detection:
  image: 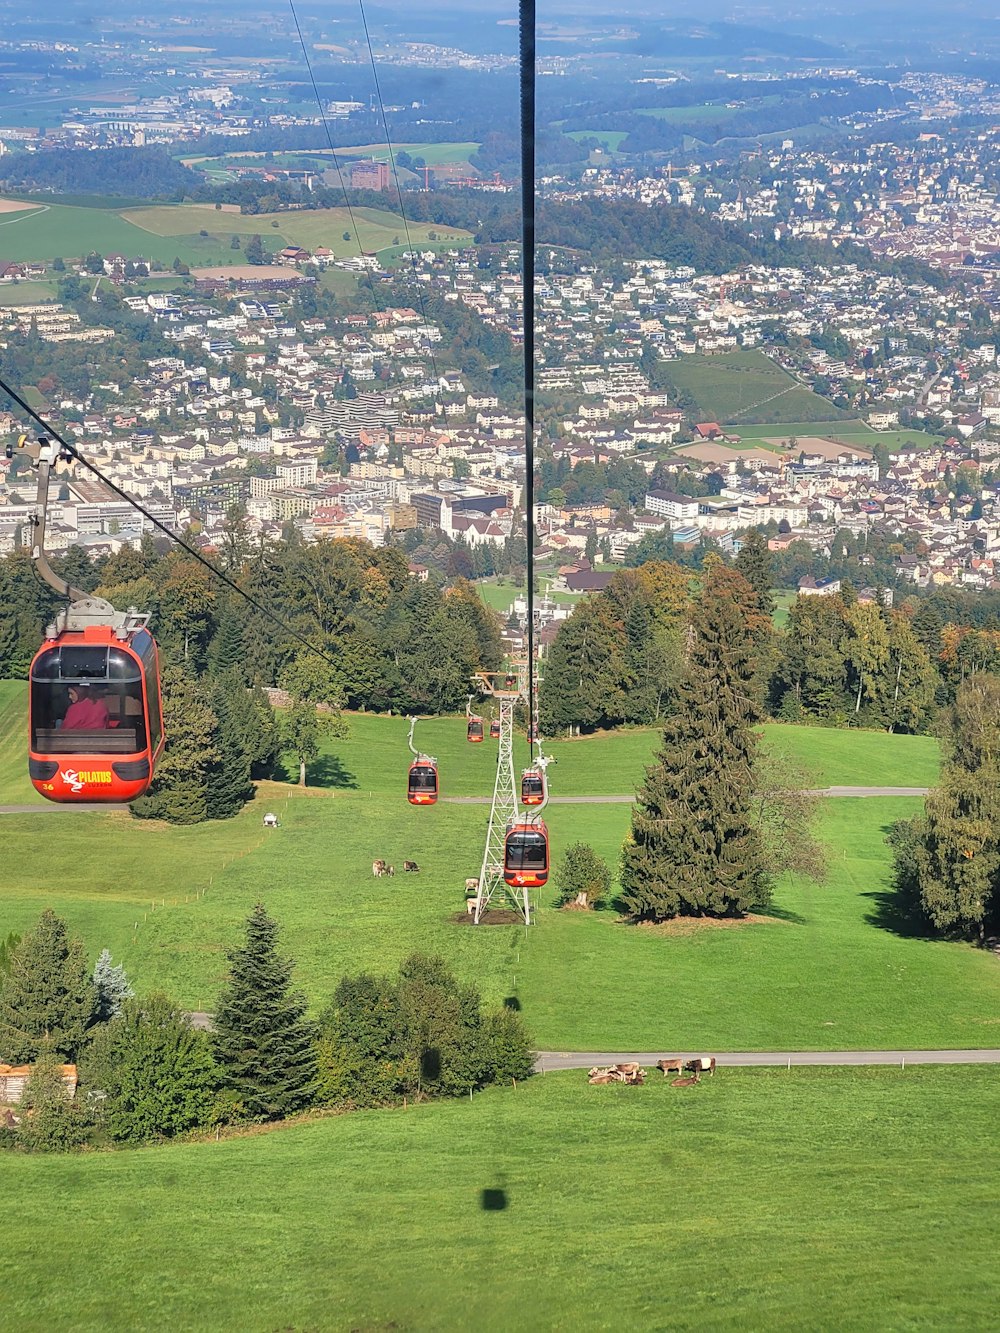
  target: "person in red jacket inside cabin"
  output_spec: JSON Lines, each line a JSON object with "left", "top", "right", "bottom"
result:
{"left": 62, "top": 683, "right": 110, "bottom": 730}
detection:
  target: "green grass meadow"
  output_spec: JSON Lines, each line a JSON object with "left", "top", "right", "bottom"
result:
{"left": 0, "top": 201, "right": 472, "bottom": 266}
{"left": 6, "top": 679, "right": 1000, "bottom": 1327}
{"left": 664, "top": 350, "right": 851, "bottom": 425}
{"left": 7, "top": 1067, "right": 1000, "bottom": 1330}
{"left": 3, "top": 683, "right": 991, "bottom": 1056}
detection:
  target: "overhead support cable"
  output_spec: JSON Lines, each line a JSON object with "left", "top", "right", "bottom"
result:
{"left": 519, "top": 0, "right": 537, "bottom": 734}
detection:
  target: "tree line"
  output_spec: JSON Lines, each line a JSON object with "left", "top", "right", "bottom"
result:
{"left": 0, "top": 531, "right": 503, "bottom": 822}
{"left": 0, "top": 905, "right": 533, "bottom": 1152}
{"left": 540, "top": 531, "right": 957, "bottom": 738}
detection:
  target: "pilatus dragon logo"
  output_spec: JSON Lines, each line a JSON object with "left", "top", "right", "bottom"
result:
{"left": 61, "top": 769, "right": 112, "bottom": 793}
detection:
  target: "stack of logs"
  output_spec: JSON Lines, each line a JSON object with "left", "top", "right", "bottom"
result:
{"left": 587, "top": 1062, "right": 645, "bottom": 1085}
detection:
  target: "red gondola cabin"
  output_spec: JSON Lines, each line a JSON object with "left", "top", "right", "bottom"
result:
{"left": 28, "top": 625, "right": 164, "bottom": 803}
{"left": 521, "top": 768, "right": 545, "bottom": 805}
{"left": 504, "top": 820, "right": 549, "bottom": 888}
{"left": 467, "top": 716, "right": 484, "bottom": 743}
{"left": 407, "top": 760, "right": 439, "bottom": 805}
{"left": 489, "top": 718, "right": 501, "bottom": 740}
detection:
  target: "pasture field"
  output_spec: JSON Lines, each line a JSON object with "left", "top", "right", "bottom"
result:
{"left": 7, "top": 1067, "right": 1000, "bottom": 1330}
{"left": 2, "top": 688, "right": 989, "bottom": 1055}
{"left": 564, "top": 128, "right": 630, "bottom": 150}
{"left": 732, "top": 417, "right": 872, "bottom": 439}
{"left": 734, "top": 421, "right": 946, "bottom": 451}
{"left": 123, "top": 203, "right": 472, "bottom": 258}
{"left": 0, "top": 201, "right": 471, "bottom": 266}
{"left": 662, "top": 350, "right": 851, "bottom": 425}
{"left": 636, "top": 94, "right": 785, "bottom": 125}
{"left": 181, "top": 142, "right": 481, "bottom": 170}
{"left": 0, "top": 203, "right": 236, "bottom": 267}
{"left": 0, "top": 280, "right": 58, "bottom": 305}
{"left": 0, "top": 683, "right": 943, "bottom": 802}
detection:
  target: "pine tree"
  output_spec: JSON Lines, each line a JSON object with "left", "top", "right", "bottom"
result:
{"left": 735, "top": 527, "right": 775, "bottom": 616}
{"left": 0, "top": 910, "right": 96, "bottom": 1061}
{"left": 620, "top": 566, "right": 770, "bottom": 920}
{"left": 204, "top": 678, "right": 255, "bottom": 820}
{"left": 92, "top": 949, "right": 134, "bottom": 1023}
{"left": 212, "top": 905, "right": 317, "bottom": 1120}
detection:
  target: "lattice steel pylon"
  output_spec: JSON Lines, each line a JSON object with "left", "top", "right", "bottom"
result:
{"left": 474, "top": 694, "right": 530, "bottom": 925}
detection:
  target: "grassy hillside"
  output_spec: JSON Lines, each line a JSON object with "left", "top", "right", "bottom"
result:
{"left": 2, "top": 687, "right": 986, "bottom": 1053}
{"left": 122, "top": 203, "right": 472, "bottom": 259}
{"left": 7, "top": 1068, "right": 1000, "bottom": 1330}
{"left": 0, "top": 201, "right": 472, "bottom": 265}
{"left": 663, "top": 349, "right": 851, "bottom": 425}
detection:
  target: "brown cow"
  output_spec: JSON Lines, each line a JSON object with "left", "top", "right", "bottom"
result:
{"left": 685, "top": 1056, "right": 716, "bottom": 1077}
{"left": 656, "top": 1058, "right": 685, "bottom": 1078}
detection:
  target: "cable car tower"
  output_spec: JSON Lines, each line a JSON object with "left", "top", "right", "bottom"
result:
{"left": 472, "top": 667, "right": 528, "bottom": 925}
{"left": 470, "top": 0, "right": 545, "bottom": 926}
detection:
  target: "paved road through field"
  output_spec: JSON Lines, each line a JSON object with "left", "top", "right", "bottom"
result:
{"left": 536, "top": 1049, "right": 1000, "bottom": 1070}
{"left": 443, "top": 787, "right": 930, "bottom": 805}
{"left": 0, "top": 787, "right": 931, "bottom": 814}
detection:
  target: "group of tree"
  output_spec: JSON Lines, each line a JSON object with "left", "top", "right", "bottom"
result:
{"left": 0, "top": 532, "right": 504, "bottom": 821}
{"left": 0, "top": 905, "right": 532, "bottom": 1152}
{"left": 541, "top": 533, "right": 944, "bottom": 737}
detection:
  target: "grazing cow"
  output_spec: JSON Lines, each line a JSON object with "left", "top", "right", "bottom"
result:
{"left": 465, "top": 877, "right": 480, "bottom": 893}
{"left": 686, "top": 1056, "right": 716, "bottom": 1077}
{"left": 656, "top": 1058, "right": 685, "bottom": 1078}
{"left": 403, "top": 860, "right": 420, "bottom": 873}
{"left": 385, "top": 864, "right": 395, "bottom": 877}
{"left": 372, "top": 859, "right": 388, "bottom": 878}
{"left": 263, "top": 812, "right": 279, "bottom": 829}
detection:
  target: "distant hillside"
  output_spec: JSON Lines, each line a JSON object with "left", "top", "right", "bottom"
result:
{"left": 0, "top": 147, "right": 198, "bottom": 201}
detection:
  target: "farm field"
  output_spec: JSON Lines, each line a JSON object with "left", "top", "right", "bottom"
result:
{"left": 181, "top": 141, "right": 481, "bottom": 170}
{"left": 2, "top": 687, "right": 986, "bottom": 1055}
{"left": 564, "top": 128, "right": 630, "bottom": 150}
{"left": 663, "top": 349, "right": 852, "bottom": 425}
{"left": 123, "top": 203, "right": 472, "bottom": 258}
{"left": 0, "top": 200, "right": 472, "bottom": 265}
{"left": 7, "top": 1067, "right": 1000, "bottom": 1330}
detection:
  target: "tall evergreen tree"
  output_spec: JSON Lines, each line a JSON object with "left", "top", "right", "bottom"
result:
{"left": 0, "top": 910, "right": 96, "bottom": 1061}
{"left": 620, "top": 566, "right": 770, "bottom": 919}
{"left": 734, "top": 528, "right": 775, "bottom": 616}
{"left": 212, "top": 904, "right": 317, "bottom": 1120}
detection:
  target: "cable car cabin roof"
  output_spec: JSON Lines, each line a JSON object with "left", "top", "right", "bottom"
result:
{"left": 31, "top": 634, "right": 153, "bottom": 683}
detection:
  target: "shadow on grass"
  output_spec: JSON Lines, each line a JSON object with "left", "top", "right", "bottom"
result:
{"left": 302, "top": 755, "right": 359, "bottom": 790}
{"left": 862, "top": 890, "right": 930, "bottom": 939}
{"left": 481, "top": 1187, "right": 509, "bottom": 1211}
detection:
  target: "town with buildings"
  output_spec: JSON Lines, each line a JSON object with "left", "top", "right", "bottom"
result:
{"left": 4, "top": 24, "right": 1000, "bottom": 612}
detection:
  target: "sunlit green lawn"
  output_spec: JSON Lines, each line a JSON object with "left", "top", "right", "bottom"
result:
{"left": 7, "top": 1068, "right": 1000, "bottom": 1330}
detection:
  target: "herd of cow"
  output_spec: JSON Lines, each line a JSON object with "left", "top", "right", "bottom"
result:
{"left": 587, "top": 1057, "right": 717, "bottom": 1087}
{"left": 371, "top": 859, "right": 420, "bottom": 877}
